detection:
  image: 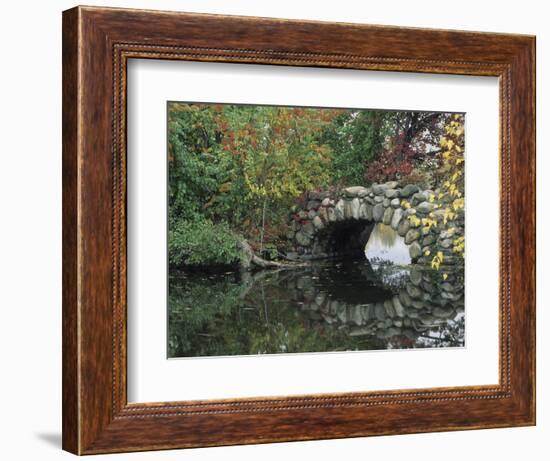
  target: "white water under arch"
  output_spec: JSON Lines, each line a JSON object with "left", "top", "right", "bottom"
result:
{"left": 364, "top": 223, "right": 411, "bottom": 265}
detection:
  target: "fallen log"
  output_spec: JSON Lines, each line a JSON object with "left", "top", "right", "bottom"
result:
{"left": 240, "top": 241, "right": 308, "bottom": 270}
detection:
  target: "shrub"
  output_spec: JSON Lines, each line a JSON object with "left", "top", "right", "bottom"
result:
{"left": 169, "top": 219, "right": 243, "bottom": 268}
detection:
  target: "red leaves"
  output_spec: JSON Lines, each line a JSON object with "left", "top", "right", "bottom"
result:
{"left": 365, "top": 143, "right": 415, "bottom": 183}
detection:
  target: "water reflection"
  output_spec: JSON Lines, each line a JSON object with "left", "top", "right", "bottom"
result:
{"left": 168, "top": 226, "right": 465, "bottom": 357}
{"left": 365, "top": 223, "right": 411, "bottom": 265}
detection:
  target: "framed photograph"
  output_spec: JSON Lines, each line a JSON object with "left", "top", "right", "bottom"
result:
{"left": 62, "top": 5, "right": 535, "bottom": 455}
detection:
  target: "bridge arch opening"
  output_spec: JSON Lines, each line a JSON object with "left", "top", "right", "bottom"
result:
{"left": 312, "top": 220, "right": 375, "bottom": 260}
{"left": 288, "top": 184, "right": 441, "bottom": 263}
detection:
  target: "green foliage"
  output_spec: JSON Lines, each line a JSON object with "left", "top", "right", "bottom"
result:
{"left": 321, "top": 111, "right": 387, "bottom": 185}
{"left": 168, "top": 103, "right": 337, "bottom": 257}
{"left": 221, "top": 106, "right": 334, "bottom": 250}
{"left": 168, "top": 218, "right": 243, "bottom": 267}
{"left": 167, "top": 102, "right": 462, "bottom": 267}
{"left": 168, "top": 104, "right": 227, "bottom": 222}
{"left": 168, "top": 271, "right": 388, "bottom": 358}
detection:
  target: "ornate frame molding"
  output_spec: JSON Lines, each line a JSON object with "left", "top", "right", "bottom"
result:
{"left": 63, "top": 6, "right": 535, "bottom": 454}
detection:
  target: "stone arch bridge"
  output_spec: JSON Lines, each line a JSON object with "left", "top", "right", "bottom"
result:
{"left": 287, "top": 182, "right": 460, "bottom": 262}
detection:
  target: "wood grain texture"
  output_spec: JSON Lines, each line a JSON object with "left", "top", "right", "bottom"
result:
{"left": 62, "top": 7, "right": 80, "bottom": 454}
{"left": 62, "top": 5, "right": 536, "bottom": 455}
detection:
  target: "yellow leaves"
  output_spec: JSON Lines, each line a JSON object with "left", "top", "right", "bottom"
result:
{"left": 431, "top": 251, "right": 445, "bottom": 270}
{"left": 452, "top": 198, "right": 465, "bottom": 211}
{"left": 439, "top": 119, "right": 465, "bottom": 202}
{"left": 440, "top": 135, "right": 457, "bottom": 150}
{"left": 244, "top": 174, "right": 268, "bottom": 198}
{"left": 408, "top": 215, "right": 421, "bottom": 227}
{"left": 440, "top": 207, "right": 457, "bottom": 225}
{"left": 453, "top": 236, "right": 465, "bottom": 257}
{"left": 421, "top": 217, "right": 437, "bottom": 232}
{"left": 448, "top": 183, "right": 457, "bottom": 196}
{"left": 402, "top": 200, "right": 411, "bottom": 209}
{"left": 424, "top": 250, "right": 431, "bottom": 256}
{"left": 446, "top": 119, "right": 464, "bottom": 138}
{"left": 424, "top": 117, "right": 466, "bottom": 263}
{"left": 428, "top": 194, "right": 435, "bottom": 203}
{"left": 218, "top": 182, "right": 232, "bottom": 193}
{"left": 443, "top": 273, "right": 448, "bottom": 280}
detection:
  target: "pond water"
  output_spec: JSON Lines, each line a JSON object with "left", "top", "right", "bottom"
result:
{"left": 364, "top": 223, "right": 411, "bottom": 265}
{"left": 168, "top": 224, "right": 465, "bottom": 358}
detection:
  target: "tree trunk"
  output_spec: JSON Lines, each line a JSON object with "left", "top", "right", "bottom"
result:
{"left": 259, "top": 197, "right": 267, "bottom": 255}
{"left": 240, "top": 240, "right": 307, "bottom": 270}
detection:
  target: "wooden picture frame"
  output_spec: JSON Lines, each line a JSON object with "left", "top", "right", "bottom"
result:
{"left": 62, "top": 5, "right": 536, "bottom": 455}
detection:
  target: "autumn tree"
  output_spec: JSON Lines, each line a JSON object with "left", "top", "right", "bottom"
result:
{"left": 219, "top": 106, "right": 334, "bottom": 253}
{"left": 167, "top": 102, "right": 465, "bottom": 269}
{"left": 366, "top": 111, "right": 452, "bottom": 185}
{"left": 404, "top": 114, "right": 465, "bottom": 274}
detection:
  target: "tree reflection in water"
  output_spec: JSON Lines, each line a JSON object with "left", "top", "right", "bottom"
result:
{"left": 168, "top": 224, "right": 464, "bottom": 358}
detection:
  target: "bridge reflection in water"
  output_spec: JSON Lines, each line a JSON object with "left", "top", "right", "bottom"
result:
{"left": 168, "top": 224, "right": 464, "bottom": 358}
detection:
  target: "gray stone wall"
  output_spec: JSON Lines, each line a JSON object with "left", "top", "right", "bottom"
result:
{"left": 281, "top": 264, "right": 464, "bottom": 343}
{"left": 287, "top": 182, "right": 464, "bottom": 264}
